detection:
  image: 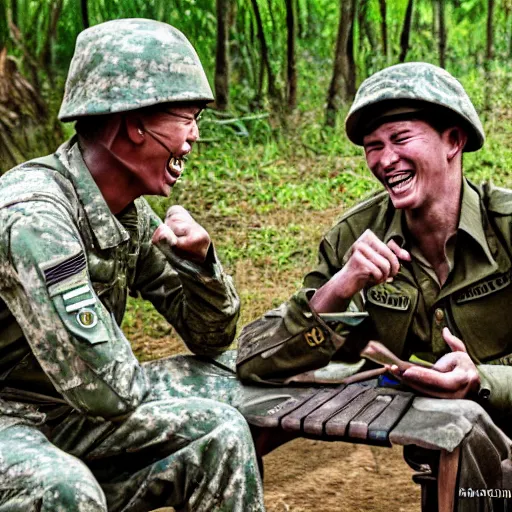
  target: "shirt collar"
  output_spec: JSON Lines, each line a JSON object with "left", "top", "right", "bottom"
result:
{"left": 383, "top": 201, "right": 406, "bottom": 248}
{"left": 383, "top": 178, "right": 494, "bottom": 264}
{"left": 458, "top": 178, "right": 494, "bottom": 263}
{"left": 56, "top": 138, "right": 130, "bottom": 250}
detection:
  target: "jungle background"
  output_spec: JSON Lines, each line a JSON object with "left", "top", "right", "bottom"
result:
{"left": 2, "top": 0, "right": 512, "bottom": 510}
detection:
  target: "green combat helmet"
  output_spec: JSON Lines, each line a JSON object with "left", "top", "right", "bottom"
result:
{"left": 345, "top": 62, "right": 485, "bottom": 152}
{"left": 58, "top": 18, "right": 213, "bottom": 122}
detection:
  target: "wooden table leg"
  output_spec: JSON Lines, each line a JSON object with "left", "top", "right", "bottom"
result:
{"left": 438, "top": 447, "right": 460, "bottom": 512}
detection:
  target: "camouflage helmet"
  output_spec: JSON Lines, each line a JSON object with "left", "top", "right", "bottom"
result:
{"left": 345, "top": 62, "right": 485, "bottom": 152}
{"left": 58, "top": 18, "right": 214, "bottom": 122}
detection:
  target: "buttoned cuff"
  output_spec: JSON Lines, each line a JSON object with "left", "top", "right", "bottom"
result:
{"left": 475, "top": 365, "right": 510, "bottom": 414}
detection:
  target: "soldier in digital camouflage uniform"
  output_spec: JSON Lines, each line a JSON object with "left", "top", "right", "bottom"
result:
{"left": 0, "top": 18, "right": 265, "bottom": 512}
{"left": 237, "top": 62, "right": 512, "bottom": 510}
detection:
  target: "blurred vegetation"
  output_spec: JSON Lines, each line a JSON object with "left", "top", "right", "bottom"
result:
{"left": 3, "top": 0, "right": 512, "bottom": 167}
{"left": 2, "top": 0, "right": 512, "bottom": 355}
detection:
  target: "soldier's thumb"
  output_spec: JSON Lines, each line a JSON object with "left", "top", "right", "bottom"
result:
{"left": 442, "top": 327, "right": 467, "bottom": 353}
{"left": 152, "top": 224, "right": 178, "bottom": 246}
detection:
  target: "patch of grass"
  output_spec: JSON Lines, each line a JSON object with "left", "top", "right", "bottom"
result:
{"left": 122, "top": 296, "right": 172, "bottom": 339}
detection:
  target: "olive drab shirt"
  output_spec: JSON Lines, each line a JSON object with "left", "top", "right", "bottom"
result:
{"left": 237, "top": 179, "right": 512, "bottom": 417}
{"left": 0, "top": 138, "right": 239, "bottom": 423}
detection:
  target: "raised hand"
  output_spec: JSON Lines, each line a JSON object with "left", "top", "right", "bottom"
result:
{"left": 311, "top": 229, "right": 411, "bottom": 313}
{"left": 152, "top": 205, "right": 211, "bottom": 264}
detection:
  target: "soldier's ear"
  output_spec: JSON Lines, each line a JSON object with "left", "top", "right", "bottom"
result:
{"left": 445, "top": 126, "right": 467, "bottom": 161}
{"left": 124, "top": 114, "right": 145, "bottom": 145}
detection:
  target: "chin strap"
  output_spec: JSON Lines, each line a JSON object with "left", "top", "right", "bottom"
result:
{"left": 142, "top": 125, "right": 180, "bottom": 174}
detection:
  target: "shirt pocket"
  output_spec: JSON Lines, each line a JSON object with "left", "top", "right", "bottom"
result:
{"left": 365, "top": 281, "right": 418, "bottom": 358}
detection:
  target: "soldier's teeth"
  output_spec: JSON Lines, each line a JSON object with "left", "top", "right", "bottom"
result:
{"left": 388, "top": 172, "right": 412, "bottom": 187}
{"left": 169, "top": 158, "right": 184, "bottom": 173}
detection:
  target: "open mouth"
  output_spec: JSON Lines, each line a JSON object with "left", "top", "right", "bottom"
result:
{"left": 167, "top": 157, "right": 185, "bottom": 179}
{"left": 386, "top": 171, "right": 414, "bottom": 192}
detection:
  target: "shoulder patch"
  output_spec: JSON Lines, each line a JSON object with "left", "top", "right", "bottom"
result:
{"left": 41, "top": 252, "right": 86, "bottom": 287}
{"left": 61, "top": 283, "right": 96, "bottom": 312}
{"left": 39, "top": 251, "right": 89, "bottom": 297}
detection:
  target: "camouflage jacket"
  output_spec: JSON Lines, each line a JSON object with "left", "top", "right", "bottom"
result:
{"left": 0, "top": 138, "right": 239, "bottom": 422}
{"left": 237, "top": 179, "right": 512, "bottom": 417}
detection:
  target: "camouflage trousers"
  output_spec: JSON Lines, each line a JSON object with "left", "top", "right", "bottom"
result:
{"left": 0, "top": 352, "right": 265, "bottom": 512}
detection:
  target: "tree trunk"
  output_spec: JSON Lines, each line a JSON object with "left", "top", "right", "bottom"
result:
{"left": 378, "top": 0, "right": 389, "bottom": 63}
{"left": 296, "top": 0, "right": 304, "bottom": 39}
{"left": 39, "top": 0, "right": 63, "bottom": 82}
{"left": 399, "top": 0, "right": 414, "bottom": 62}
{"left": 250, "top": 0, "right": 278, "bottom": 103}
{"left": 484, "top": 0, "right": 495, "bottom": 111}
{"left": 432, "top": 0, "right": 438, "bottom": 43}
{"left": 0, "top": 48, "right": 49, "bottom": 173}
{"left": 8, "top": 20, "right": 40, "bottom": 90}
{"left": 325, "top": 0, "right": 356, "bottom": 127}
{"left": 486, "top": 0, "right": 495, "bottom": 62}
{"left": 285, "top": 0, "right": 297, "bottom": 111}
{"left": 346, "top": 0, "right": 357, "bottom": 98}
{"left": 505, "top": 3, "right": 512, "bottom": 57}
{"left": 215, "top": 0, "right": 230, "bottom": 111}
{"left": 438, "top": 0, "right": 446, "bottom": 67}
{"left": 359, "top": 0, "right": 377, "bottom": 52}
{"left": 11, "top": 0, "right": 17, "bottom": 28}
{"left": 266, "top": 0, "right": 276, "bottom": 32}
{"left": 81, "top": 0, "right": 89, "bottom": 29}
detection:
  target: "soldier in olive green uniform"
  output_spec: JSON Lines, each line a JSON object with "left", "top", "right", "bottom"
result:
{"left": 237, "top": 63, "right": 512, "bottom": 510}
{"left": 0, "top": 19, "right": 264, "bottom": 512}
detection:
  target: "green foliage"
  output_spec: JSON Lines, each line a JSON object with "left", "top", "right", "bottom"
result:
{"left": 122, "top": 295, "right": 173, "bottom": 338}
{"left": 5, "top": 0, "right": 512, "bottom": 117}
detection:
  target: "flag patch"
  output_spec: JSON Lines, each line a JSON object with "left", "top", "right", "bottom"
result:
{"left": 43, "top": 252, "right": 87, "bottom": 287}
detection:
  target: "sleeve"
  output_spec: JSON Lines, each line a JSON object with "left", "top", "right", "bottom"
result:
{"left": 476, "top": 365, "right": 512, "bottom": 417}
{"left": 0, "top": 199, "right": 148, "bottom": 419}
{"left": 131, "top": 204, "right": 240, "bottom": 356}
{"left": 236, "top": 221, "right": 371, "bottom": 383}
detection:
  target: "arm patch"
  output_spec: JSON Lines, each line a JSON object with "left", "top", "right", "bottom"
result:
{"left": 42, "top": 251, "right": 86, "bottom": 287}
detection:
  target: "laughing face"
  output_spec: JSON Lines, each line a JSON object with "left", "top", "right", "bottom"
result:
{"left": 138, "top": 105, "right": 202, "bottom": 196}
{"left": 362, "top": 119, "right": 457, "bottom": 211}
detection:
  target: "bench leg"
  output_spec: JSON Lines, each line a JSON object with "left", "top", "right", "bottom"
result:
{"left": 438, "top": 447, "right": 460, "bottom": 512}
{"left": 410, "top": 446, "right": 461, "bottom": 512}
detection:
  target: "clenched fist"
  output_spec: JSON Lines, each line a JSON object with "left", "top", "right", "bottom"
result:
{"left": 152, "top": 205, "right": 211, "bottom": 264}
{"left": 311, "top": 229, "right": 411, "bottom": 313}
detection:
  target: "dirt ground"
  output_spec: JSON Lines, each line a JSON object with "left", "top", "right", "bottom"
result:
{"left": 263, "top": 438, "right": 420, "bottom": 511}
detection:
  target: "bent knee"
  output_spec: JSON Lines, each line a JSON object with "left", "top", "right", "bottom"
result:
{"left": 0, "top": 462, "right": 107, "bottom": 512}
{"left": 209, "top": 401, "right": 251, "bottom": 431}
{"left": 41, "top": 477, "right": 106, "bottom": 512}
